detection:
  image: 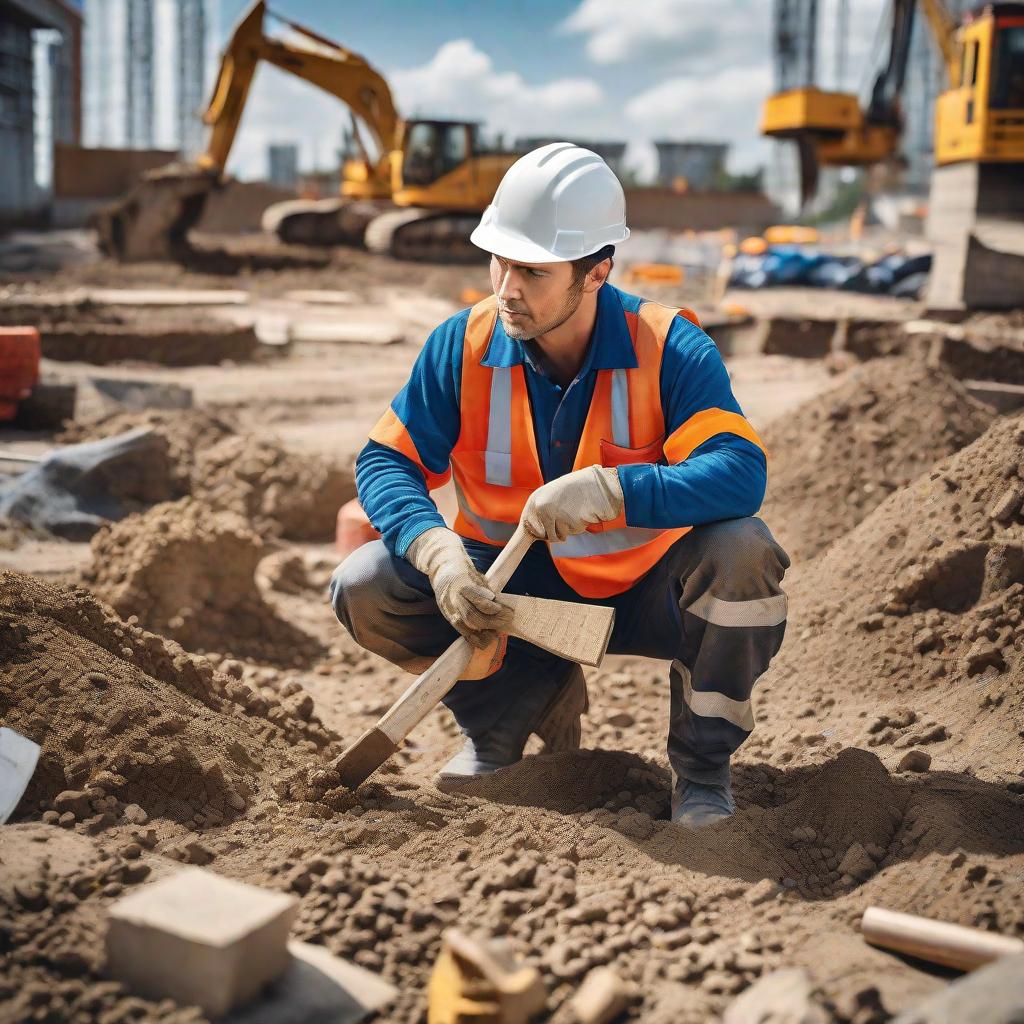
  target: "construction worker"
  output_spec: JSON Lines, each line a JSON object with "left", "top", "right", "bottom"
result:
{"left": 330, "top": 143, "right": 789, "bottom": 829}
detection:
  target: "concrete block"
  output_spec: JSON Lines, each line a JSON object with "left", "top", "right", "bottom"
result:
{"left": 106, "top": 867, "right": 298, "bottom": 1018}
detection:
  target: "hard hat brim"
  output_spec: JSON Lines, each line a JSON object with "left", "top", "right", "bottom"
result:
{"left": 470, "top": 221, "right": 628, "bottom": 265}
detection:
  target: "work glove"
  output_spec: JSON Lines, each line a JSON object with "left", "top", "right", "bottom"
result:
{"left": 521, "top": 466, "right": 624, "bottom": 543}
{"left": 406, "top": 527, "right": 514, "bottom": 649}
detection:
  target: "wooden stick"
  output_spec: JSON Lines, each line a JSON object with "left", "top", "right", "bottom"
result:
{"left": 861, "top": 906, "right": 1024, "bottom": 972}
{"left": 334, "top": 525, "right": 536, "bottom": 788}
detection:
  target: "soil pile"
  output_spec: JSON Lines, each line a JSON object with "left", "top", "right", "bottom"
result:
{"left": 0, "top": 827, "right": 202, "bottom": 1024}
{"left": 82, "top": 498, "right": 323, "bottom": 665}
{"left": 60, "top": 409, "right": 355, "bottom": 540}
{"left": 0, "top": 569, "right": 332, "bottom": 823}
{"left": 761, "top": 358, "right": 994, "bottom": 561}
{"left": 755, "top": 412, "right": 1024, "bottom": 779}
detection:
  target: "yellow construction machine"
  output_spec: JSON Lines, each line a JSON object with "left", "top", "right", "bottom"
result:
{"left": 761, "top": 0, "right": 1024, "bottom": 308}
{"left": 95, "top": 1, "right": 518, "bottom": 263}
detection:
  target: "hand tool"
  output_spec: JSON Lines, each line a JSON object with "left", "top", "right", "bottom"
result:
{"left": 334, "top": 524, "right": 614, "bottom": 788}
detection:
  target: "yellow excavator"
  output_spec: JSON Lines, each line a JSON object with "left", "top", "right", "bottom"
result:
{"left": 760, "top": 1, "right": 1024, "bottom": 308}
{"left": 95, "top": 1, "right": 518, "bottom": 263}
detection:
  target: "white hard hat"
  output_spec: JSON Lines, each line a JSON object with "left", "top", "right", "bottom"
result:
{"left": 471, "top": 142, "right": 629, "bottom": 263}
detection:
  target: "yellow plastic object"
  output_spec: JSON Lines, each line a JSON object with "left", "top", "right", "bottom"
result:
{"left": 428, "top": 929, "right": 546, "bottom": 1024}
{"left": 764, "top": 225, "right": 819, "bottom": 245}
{"left": 623, "top": 263, "right": 684, "bottom": 285}
{"left": 739, "top": 236, "right": 767, "bottom": 256}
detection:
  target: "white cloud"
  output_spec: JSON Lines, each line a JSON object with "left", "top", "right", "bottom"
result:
{"left": 225, "top": 38, "right": 603, "bottom": 180}
{"left": 561, "top": 0, "right": 771, "bottom": 73}
{"left": 390, "top": 38, "right": 603, "bottom": 132}
{"left": 624, "top": 64, "right": 774, "bottom": 172}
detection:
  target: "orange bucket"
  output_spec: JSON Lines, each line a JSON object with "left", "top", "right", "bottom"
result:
{"left": 335, "top": 499, "right": 381, "bottom": 558}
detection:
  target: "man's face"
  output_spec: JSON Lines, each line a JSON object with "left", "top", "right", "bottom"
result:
{"left": 489, "top": 255, "right": 584, "bottom": 341}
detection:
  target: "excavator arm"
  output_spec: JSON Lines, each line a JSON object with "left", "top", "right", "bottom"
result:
{"left": 199, "top": 1, "right": 399, "bottom": 183}
{"left": 761, "top": 0, "right": 960, "bottom": 207}
{"left": 94, "top": 0, "right": 401, "bottom": 262}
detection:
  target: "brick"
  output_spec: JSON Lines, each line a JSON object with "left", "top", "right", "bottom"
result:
{"left": 106, "top": 867, "right": 298, "bottom": 1018}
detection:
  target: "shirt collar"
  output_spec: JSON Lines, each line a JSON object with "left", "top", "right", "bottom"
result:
{"left": 480, "top": 283, "right": 639, "bottom": 371}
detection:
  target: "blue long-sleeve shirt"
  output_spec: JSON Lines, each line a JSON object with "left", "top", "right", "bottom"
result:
{"left": 357, "top": 283, "right": 767, "bottom": 558}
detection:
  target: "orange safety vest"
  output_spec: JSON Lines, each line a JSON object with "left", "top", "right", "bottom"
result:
{"left": 371, "top": 294, "right": 766, "bottom": 599}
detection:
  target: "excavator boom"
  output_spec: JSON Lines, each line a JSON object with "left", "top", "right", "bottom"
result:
{"left": 94, "top": 0, "right": 400, "bottom": 261}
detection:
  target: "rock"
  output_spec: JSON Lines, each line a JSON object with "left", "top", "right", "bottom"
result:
{"left": 723, "top": 968, "right": 828, "bottom": 1024}
{"left": 898, "top": 750, "right": 932, "bottom": 773}
{"left": 962, "top": 640, "right": 1005, "bottom": 676}
{"left": 606, "top": 712, "right": 635, "bottom": 729}
{"left": 53, "top": 790, "right": 91, "bottom": 817}
{"left": 837, "top": 843, "right": 875, "bottom": 881}
{"left": 571, "top": 967, "right": 629, "bottom": 1024}
{"left": 989, "top": 485, "right": 1023, "bottom": 524}
{"left": 746, "top": 879, "right": 782, "bottom": 906}
{"left": 891, "top": 953, "right": 1024, "bottom": 1024}
{"left": 859, "top": 613, "right": 885, "bottom": 632}
{"left": 122, "top": 804, "right": 148, "bottom": 825}
{"left": 913, "top": 628, "right": 941, "bottom": 654}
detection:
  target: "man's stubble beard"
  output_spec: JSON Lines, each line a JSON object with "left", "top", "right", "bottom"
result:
{"left": 499, "top": 277, "right": 586, "bottom": 341}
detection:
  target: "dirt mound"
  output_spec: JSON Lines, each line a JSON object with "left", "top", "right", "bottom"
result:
{"left": 82, "top": 498, "right": 323, "bottom": 665}
{"left": 756, "top": 412, "right": 1024, "bottom": 781}
{"left": 0, "top": 569, "right": 332, "bottom": 823}
{"left": 194, "top": 434, "right": 353, "bottom": 540}
{"left": 59, "top": 409, "right": 354, "bottom": 540}
{"left": 761, "top": 358, "right": 994, "bottom": 561}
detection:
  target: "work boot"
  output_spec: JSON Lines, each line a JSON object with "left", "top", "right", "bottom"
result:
{"left": 438, "top": 665, "right": 588, "bottom": 782}
{"left": 671, "top": 775, "right": 736, "bottom": 829}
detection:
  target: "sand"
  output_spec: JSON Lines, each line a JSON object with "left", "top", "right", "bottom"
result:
{"left": 761, "top": 358, "right": 995, "bottom": 562}
{"left": 3, "top": 264, "right": 1023, "bottom": 1022}
{"left": 59, "top": 409, "right": 355, "bottom": 541}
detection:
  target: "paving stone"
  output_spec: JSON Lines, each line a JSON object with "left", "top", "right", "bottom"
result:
{"left": 106, "top": 867, "right": 298, "bottom": 1018}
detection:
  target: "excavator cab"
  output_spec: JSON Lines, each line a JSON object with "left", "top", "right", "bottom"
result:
{"left": 935, "top": 3, "right": 1024, "bottom": 163}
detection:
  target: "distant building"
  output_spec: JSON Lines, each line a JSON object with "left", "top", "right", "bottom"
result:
{"left": 267, "top": 143, "right": 299, "bottom": 189}
{"left": 514, "top": 137, "right": 627, "bottom": 177}
{"left": 653, "top": 141, "right": 729, "bottom": 190}
{"left": 83, "top": 0, "right": 209, "bottom": 157}
{"left": 0, "top": 0, "right": 81, "bottom": 224}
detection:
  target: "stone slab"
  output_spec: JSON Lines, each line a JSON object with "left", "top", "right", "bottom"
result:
{"left": 891, "top": 953, "right": 1024, "bottom": 1024}
{"left": 224, "top": 941, "right": 397, "bottom": 1024}
{"left": 107, "top": 867, "right": 298, "bottom": 1019}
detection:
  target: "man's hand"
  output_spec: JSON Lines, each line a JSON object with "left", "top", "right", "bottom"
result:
{"left": 406, "top": 527, "right": 514, "bottom": 648}
{"left": 521, "top": 466, "right": 624, "bottom": 543}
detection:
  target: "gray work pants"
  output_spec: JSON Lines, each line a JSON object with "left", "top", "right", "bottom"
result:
{"left": 329, "top": 517, "right": 789, "bottom": 786}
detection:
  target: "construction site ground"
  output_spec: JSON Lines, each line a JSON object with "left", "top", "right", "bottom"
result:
{"left": 1, "top": 238, "right": 1023, "bottom": 1024}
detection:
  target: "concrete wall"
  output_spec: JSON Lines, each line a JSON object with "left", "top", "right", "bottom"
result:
{"left": 624, "top": 188, "right": 780, "bottom": 234}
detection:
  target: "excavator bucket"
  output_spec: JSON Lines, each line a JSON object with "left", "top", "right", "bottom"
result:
{"left": 92, "top": 164, "right": 218, "bottom": 263}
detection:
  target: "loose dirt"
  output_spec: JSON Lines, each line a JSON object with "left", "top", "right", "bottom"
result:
{"left": 3, "top": 253, "right": 1023, "bottom": 1023}
{"left": 761, "top": 358, "right": 995, "bottom": 561}
{"left": 59, "top": 409, "right": 355, "bottom": 541}
{"left": 82, "top": 498, "right": 323, "bottom": 665}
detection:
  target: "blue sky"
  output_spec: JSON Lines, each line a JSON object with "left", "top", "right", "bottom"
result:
{"left": 207, "top": 0, "right": 887, "bottom": 181}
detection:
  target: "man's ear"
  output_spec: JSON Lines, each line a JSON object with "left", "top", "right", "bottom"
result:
{"left": 584, "top": 258, "right": 613, "bottom": 293}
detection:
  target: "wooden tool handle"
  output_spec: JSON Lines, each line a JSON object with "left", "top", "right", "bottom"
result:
{"left": 861, "top": 906, "right": 1024, "bottom": 972}
{"left": 376, "top": 526, "right": 536, "bottom": 742}
{"left": 484, "top": 523, "right": 534, "bottom": 590}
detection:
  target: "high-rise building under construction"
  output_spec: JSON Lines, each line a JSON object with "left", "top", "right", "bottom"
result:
{"left": 83, "top": 0, "right": 210, "bottom": 157}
